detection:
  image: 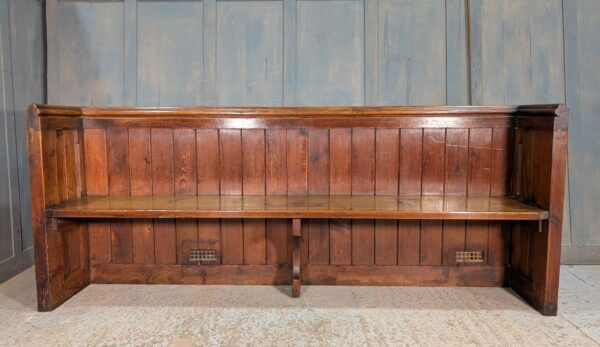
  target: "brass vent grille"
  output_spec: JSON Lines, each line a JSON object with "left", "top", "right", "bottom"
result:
{"left": 456, "top": 251, "right": 484, "bottom": 263}
{"left": 190, "top": 249, "right": 217, "bottom": 262}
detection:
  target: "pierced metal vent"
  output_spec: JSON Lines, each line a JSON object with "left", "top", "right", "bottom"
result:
{"left": 456, "top": 251, "right": 484, "bottom": 263}
{"left": 190, "top": 249, "right": 217, "bottom": 263}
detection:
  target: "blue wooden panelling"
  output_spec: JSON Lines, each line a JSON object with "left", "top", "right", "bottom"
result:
{"left": 56, "top": 1, "right": 124, "bottom": 105}
{"left": 137, "top": 1, "right": 203, "bottom": 106}
{"left": 296, "top": 0, "right": 364, "bottom": 106}
{"left": 37, "top": 0, "right": 600, "bottom": 264}
{"left": 377, "top": 0, "right": 446, "bottom": 105}
{"left": 0, "top": 0, "right": 43, "bottom": 281}
{"left": 216, "top": 1, "right": 283, "bottom": 106}
{"left": 562, "top": 0, "right": 600, "bottom": 263}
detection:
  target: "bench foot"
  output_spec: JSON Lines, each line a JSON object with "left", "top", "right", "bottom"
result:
{"left": 291, "top": 218, "right": 301, "bottom": 298}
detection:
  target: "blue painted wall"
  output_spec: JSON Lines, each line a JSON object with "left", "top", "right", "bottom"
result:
{"left": 37, "top": 0, "right": 600, "bottom": 264}
{"left": 0, "top": 0, "right": 44, "bottom": 281}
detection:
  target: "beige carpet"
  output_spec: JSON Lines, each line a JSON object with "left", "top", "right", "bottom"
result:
{"left": 0, "top": 265, "right": 598, "bottom": 346}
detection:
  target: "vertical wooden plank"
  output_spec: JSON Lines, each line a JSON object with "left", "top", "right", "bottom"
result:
{"left": 174, "top": 129, "right": 197, "bottom": 264}
{"left": 398, "top": 129, "right": 422, "bottom": 265}
{"left": 89, "top": 221, "right": 111, "bottom": 265}
{"left": 352, "top": 220, "right": 375, "bottom": 265}
{"left": 351, "top": 128, "right": 375, "bottom": 195}
{"left": 196, "top": 129, "right": 221, "bottom": 263}
{"left": 265, "top": 129, "right": 287, "bottom": 264}
{"left": 443, "top": 128, "right": 468, "bottom": 265}
{"left": 109, "top": 219, "right": 132, "bottom": 264}
{"left": 84, "top": 129, "right": 108, "bottom": 196}
{"left": 128, "top": 128, "right": 154, "bottom": 264}
{"left": 375, "top": 220, "right": 397, "bottom": 265}
{"left": 466, "top": 128, "right": 493, "bottom": 263}
{"left": 55, "top": 130, "right": 67, "bottom": 203}
{"left": 468, "top": 128, "right": 492, "bottom": 196}
{"left": 420, "top": 220, "right": 442, "bottom": 265}
{"left": 422, "top": 129, "right": 445, "bottom": 195}
{"left": 330, "top": 128, "right": 352, "bottom": 195}
{"left": 397, "top": 220, "right": 420, "bottom": 265}
{"left": 445, "top": 129, "right": 469, "bottom": 195}
{"left": 287, "top": 129, "right": 308, "bottom": 195}
{"left": 399, "top": 129, "right": 423, "bottom": 195}
{"left": 307, "top": 129, "right": 329, "bottom": 265}
{"left": 176, "top": 219, "right": 198, "bottom": 265}
{"left": 107, "top": 128, "right": 130, "bottom": 196}
{"left": 375, "top": 128, "right": 399, "bottom": 195}
{"left": 198, "top": 219, "right": 221, "bottom": 264}
{"left": 375, "top": 129, "right": 399, "bottom": 265}
{"left": 196, "top": 129, "right": 220, "bottom": 195}
{"left": 174, "top": 129, "right": 197, "bottom": 196}
{"left": 308, "top": 219, "right": 329, "bottom": 265}
{"left": 243, "top": 219, "right": 266, "bottom": 265}
{"left": 351, "top": 128, "right": 375, "bottom": 265}
{"left": 330, "top": 219, "right": 351, "bottom": 265}
{"left": 491, "top": 128, "right": 512, "bottom": 196}
{"left": 266, "top": 129, "right": 287, "bottom": 195}
{"left": 220, "top": 129, "right": 242, "bottom": 195}
{"left": 420, "top": 129, "right": 444, "bottom": 265}
{"left": 41, "top": 129, "right": 59, "bottom": 206}
{"left": 266, "top": 219, "right": 288, "bottom": 265}
{"left": 137, "top": 1, "right": 203, "bottom": 106}
{"left": 222, "top": 219, "right": 243, "bottom": 265}
{"left": 308, "top": 129, "right": 329, "bottom": 195}
{"left": 296, "top": 1, "right": 364, "bottom": 105}
{"left": 83, "top": 128, "right": 110, "bottom": 265}
{"left": 219, "top": 130, "right": 242, "bottom": 263}
{"left": 216, "top": 2, "right": 283, "bottom": 106}
{"left": 489, "top": 128, "right": 511, "bottom": 266}
{"left": 329, "top": 128, "right": 351, "bottom": 265}
{"left": 107, "top": 128, "right": 132, "bottom": 264}
{"left": 242, "top": 129, "right": 266, "bottom": 195}
{"left": 241, "top": 129, "right": 266, "bottom": 264}
{"left": 63, "top": 130, "right": 79, "bottom": 200}
{"left": 151, "top": 128, "right": 176, "bottom": 265}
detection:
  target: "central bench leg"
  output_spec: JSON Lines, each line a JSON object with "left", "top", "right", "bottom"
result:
{"left": 292, "top": 218, "right": 301, "bottom": 298}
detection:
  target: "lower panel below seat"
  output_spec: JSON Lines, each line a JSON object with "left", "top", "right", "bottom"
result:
{"left": 90, "top": 263, "right": 508, "bottom": 287}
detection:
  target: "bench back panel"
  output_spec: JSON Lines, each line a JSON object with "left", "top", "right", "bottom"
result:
{"left": 77, "top": 124, "right": 512, "bottom": 268}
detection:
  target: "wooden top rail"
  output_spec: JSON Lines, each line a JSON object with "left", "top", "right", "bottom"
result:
{"left": 47, "top": 196, "right": 548, "bottom": 220}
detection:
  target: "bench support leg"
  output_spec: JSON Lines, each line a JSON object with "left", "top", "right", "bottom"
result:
{"left": 291, "top": 218, "right": 301, "bottom": 298}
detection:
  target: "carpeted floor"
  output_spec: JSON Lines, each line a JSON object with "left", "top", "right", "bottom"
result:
{"left": 0, "top": 265, "right": 598, "bottom": 345}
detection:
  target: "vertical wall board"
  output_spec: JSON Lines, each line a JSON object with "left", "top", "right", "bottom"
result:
{"left": 217, "top": 1, "right": 283, "bottom": 106}
{"left": 562, "top": 0, "right": 600, "bottom": 263}
{"left": 0, "top": 0, "right": 21, "bottom": 271}
{"left": 8, "top": 0, "right": 45, "bottom": 252}
{"left": 296, "top": 1, "right": 364, "bottom": 105}
{"left": 137, "top": 1, "right": 203, "bottom": 106}
{"left": 55, "top": 1, "right": 124, "bottom": 105}
{"left": 377, "top": 0, "right": 446, "bottom": 105}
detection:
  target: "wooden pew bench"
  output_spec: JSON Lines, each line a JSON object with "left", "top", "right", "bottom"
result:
{"left": 27, "top": 104, "right": 568, "bottom": 315}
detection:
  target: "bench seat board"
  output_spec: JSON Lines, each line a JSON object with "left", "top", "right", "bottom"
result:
{"left": 48, "top": 196, "right": 548, "bottom": 220}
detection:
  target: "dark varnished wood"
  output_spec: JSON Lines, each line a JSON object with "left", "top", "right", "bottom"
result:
{"left": 28, "top": 104, "right": 566, "bottom": 315}
{"left": 47, "top": 195, "right": 548, "bottom": 220}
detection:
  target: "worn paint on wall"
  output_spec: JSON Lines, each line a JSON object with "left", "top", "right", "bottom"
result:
{"left": 38, "top": 0, "right": 600, "bottom": 264}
